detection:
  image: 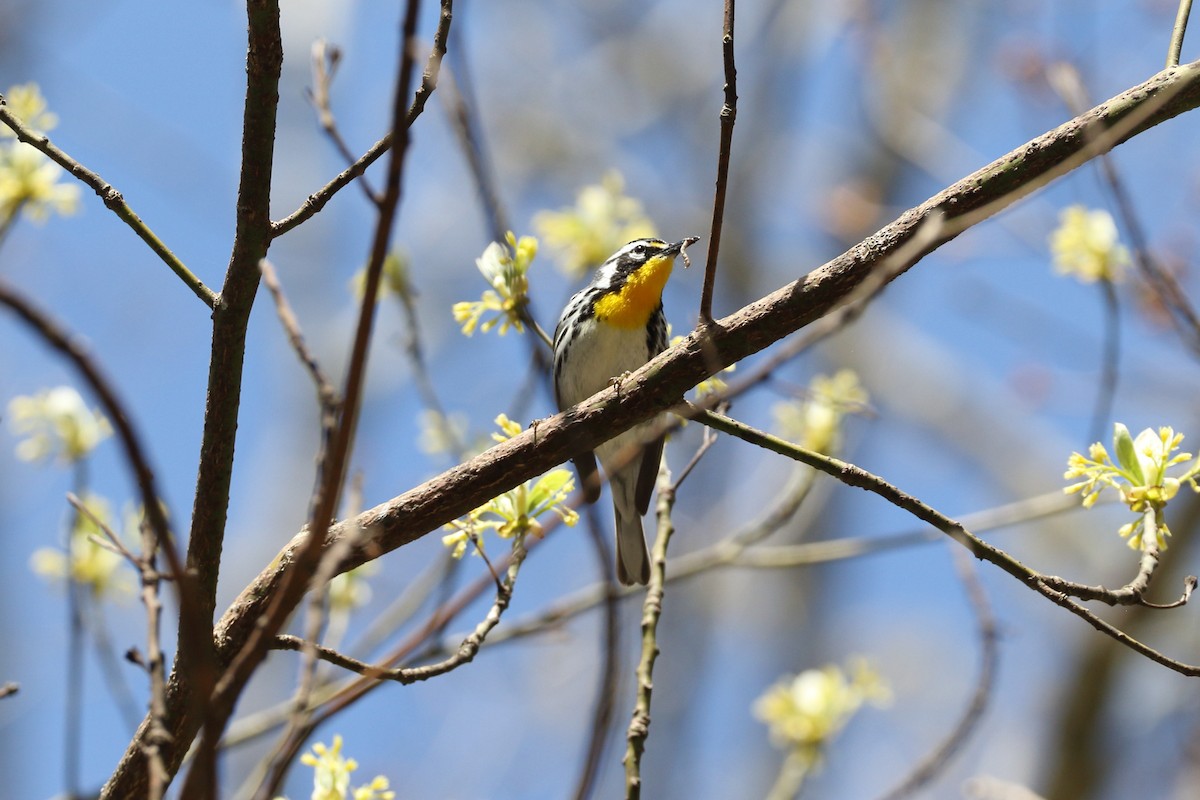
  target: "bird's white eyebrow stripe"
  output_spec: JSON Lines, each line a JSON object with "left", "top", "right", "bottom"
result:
{"left": 609, "top": 239, "right": 667, "bottom": 262}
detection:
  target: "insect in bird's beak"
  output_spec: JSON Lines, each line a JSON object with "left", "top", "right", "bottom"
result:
{"left": 676, "top": 236, "right": 700, "bottom": 268}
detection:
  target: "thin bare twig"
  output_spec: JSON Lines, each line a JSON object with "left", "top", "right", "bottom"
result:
{"left": 623, "top": 463, "right": 676, "bottom": 799}
{"left": 1169, "top": 0, "right": 1195, "bottom": 68}
{"left": 63, "top": 494, "right": 144, "bottom": 734}
{"left": 693, "top": 407, "right": 1200, "bottom": 675}
{"left": 308, "top": 40, "right": 383, "bottom": 205}
{"left": 270, "top": 9, "right": 452, "bottom": 239}
{"left": 193, "top": 0, "right": 442, "bottom": 778}
{"left": 270, "top": 533, "right": 528, "bottom": 684}
{"left": 699, "top": 0, "right": 737, "bottom": 325}
{"left": 259, "top": 259, "right": 339, "bottom": 415}
{"left": 0, "top": 97, "right": 215, "bottom": 308}
{"left": 878, "top": 548, "right": 998, "bottom": 799}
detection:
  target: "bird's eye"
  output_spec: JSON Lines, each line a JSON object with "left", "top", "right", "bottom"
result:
{"left": 633, "top": 245, "right": 647, "bottom": 257}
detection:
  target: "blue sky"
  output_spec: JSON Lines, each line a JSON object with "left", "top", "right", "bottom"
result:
{"left": 4, "top": 1, "right": 1200, "bottom": 798}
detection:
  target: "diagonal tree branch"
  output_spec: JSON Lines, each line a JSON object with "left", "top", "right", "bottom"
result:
{"left": 209, "top": 58, "right": 1200, "bottom": 603}
{"left": 0, "top": 97, "right": 216, "bottom": 307}
{"left": 102, "top": 57, "right": 1200, "bottom": 798}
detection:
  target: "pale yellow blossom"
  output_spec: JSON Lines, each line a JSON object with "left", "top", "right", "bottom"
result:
{"left": 1049, "top": 205, "right": 1129, "bottom": 283}
{"left": 453, "top": 232, "right": 537, "bottom": 336}
{"left": 754, "top": 657, "right": 889, "bottom": 768}
{"left": 8, "top": 386, "right": 111, "bottom": 464}
{"left": 534, "top": 171, "right": 658, "bottom": 278}
{"left": 1, "top": 83, "right": 59, "bottom": 137}
{"left": 774, "top": 370, "right": 869, "bottom": 455}
{"left": 30, "top": 494, "right": 132, "bottom": 598}
{"left": 1064, "top": 423, "right": 1200, "bottom": 550}
{"left": 0, "top": 144, "right": 79, "bottom": 222}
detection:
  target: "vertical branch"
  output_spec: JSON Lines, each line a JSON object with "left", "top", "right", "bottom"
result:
{"left": 623, "top": 466, "right": 677, "bottom": 799}
{"left": 1169, "top": 0, "right": 1194, "bottom": 67}
{"left": 180, "top": 2, "right": 452, "bottom": 795}
{"left": 93, "top": 3, "right": 285, "bottom": 798}
{"left": 1089, "top": 278, "right": 1120, "bottom": 444}
{"left": 187, "top": 0, "right": 284, "bottom": 634}
{"left": 699, "top": 0, "right": 737, "bottom": 325}
{"left": 64, "top": 462, "right": 88, "bottom": 800}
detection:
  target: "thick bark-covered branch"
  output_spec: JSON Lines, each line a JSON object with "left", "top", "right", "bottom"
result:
{"left": 102, "top": 59, "right": 1200, "bottom": 798}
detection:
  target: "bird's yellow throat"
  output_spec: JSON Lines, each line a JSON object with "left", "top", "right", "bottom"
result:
{"left": 592, "top": 255, "right": 674, "bottom": 330}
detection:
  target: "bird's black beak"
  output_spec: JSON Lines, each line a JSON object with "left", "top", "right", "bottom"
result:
{"left": 665, "top": 236, "right": 700, "bottom": 267}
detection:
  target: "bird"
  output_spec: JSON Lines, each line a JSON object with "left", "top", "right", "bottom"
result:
{"left": 552, "top": 236, "right": 698, "bottom": 585}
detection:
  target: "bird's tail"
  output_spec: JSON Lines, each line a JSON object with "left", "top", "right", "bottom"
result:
{"left": 611, "top": 472, "right": 650, "bottom": 586}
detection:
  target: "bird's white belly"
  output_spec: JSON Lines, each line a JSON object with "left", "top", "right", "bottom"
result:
{"left": 557, "top": 318, "right": 657, "bottom": 470}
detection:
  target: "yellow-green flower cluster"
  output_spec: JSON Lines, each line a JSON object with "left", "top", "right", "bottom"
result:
{"left": 349, "top": 251, "right": 413, "bottom": 303}
{"left": 773, "top": 370, "right": 869, "bottom": 455}
{"left": 1064, "top": 423, "right": 1200, "bottom": 550}
{"left": 442, "top": 415, "right": 579, "bottom": 558}
{"left": 534, "top": 171, "right": 657, "bottom": 278}
{"left": 279, "top": 735, "right": 394, "bottom": 800}
{"left": 754, "top": 657, "right": 889, "bottom": 767}
{"left": 30, "top": 494, "right": 132, "bottom": 598}
{"left": 8, "top": 386, "right": 112, "bottom": 464}
{"left": 1049, "top": 205, "right": 1129, "bottom": 284}
{"left": 0, "top": 84, "right": 79, "bottom": 223}
{"left": 328, "top": 563, "right": 377, "bottom": 612}
{"left": 453, "top": 232, "right": 537, "bottom": 336}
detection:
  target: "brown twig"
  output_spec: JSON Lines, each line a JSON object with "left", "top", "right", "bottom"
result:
{"left": 308, "top": 39, "right": 383, "bottom": 205}
{"left": 879, "top": 548, "right": 998, "bottom": 799}
{"left": 270, "top": 9, "right": 452, "bottom": 239}
{"left": 65, "top": 494, "right": 155, "bottom": 734}
{"left": 623, "top": 463, "right": 675, "bottom": 799}
{"left": 0, "top": 97, "right": 215, "bottom": 307}
{"left": 699, "top": 0, "right": 738, "bottom": 325}
{"left": 694, "top": 407, "right": 1200, "bottom": 674}
{"left": 259, "top": 258, "right": 340, "bottom": 416}
{"left": 270, "top": 532, "right": 527, "bottom": 684}
{"left": 172, "top": 3, "right": 286, "bottom": 796}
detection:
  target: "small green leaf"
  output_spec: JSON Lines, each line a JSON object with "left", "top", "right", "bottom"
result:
{"left": 1113, "top": 423, "right": 1145, "bottom": 484}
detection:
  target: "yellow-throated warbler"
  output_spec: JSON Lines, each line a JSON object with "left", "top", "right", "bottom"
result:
{"left": 552, "top": 236, "right": 698, "bottom": 585}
